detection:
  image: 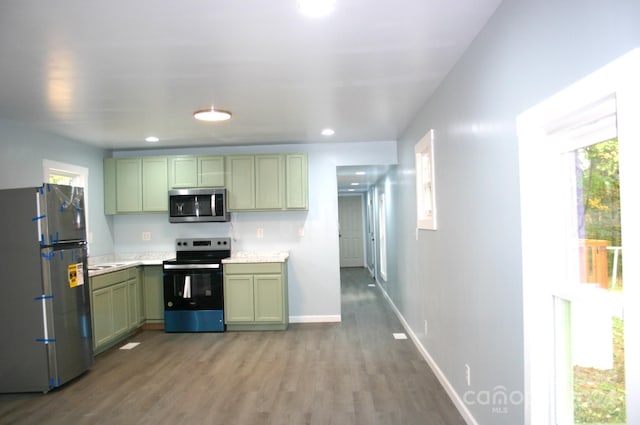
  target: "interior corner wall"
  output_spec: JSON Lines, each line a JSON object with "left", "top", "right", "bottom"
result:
{"left": 0, "top": 119, "right": 113, "bottom": 256}
{"left": 388, "top": 0, "right": 640, "bottom": 424}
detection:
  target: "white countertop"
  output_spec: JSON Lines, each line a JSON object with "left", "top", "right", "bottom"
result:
{"left": 88, "top": 252, "right": 174, "bottom": 277}
{"left": 222, "top": 251, "right": 289, "bottom": 264}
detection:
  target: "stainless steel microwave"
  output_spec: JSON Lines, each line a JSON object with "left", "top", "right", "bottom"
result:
{"left": 168, "top": 188, "right": 230, "bottom": 223}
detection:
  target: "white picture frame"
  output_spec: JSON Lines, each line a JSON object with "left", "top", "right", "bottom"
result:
{"left": 415, "top": 129, "right": 437, "bottom": 230}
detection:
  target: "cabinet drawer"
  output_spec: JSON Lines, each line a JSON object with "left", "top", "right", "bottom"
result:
{"left": 91, "top": 269, "right": 129, "bottom": 290}
{"left": 224, "top": 262, "right": 282, "bottom": 275}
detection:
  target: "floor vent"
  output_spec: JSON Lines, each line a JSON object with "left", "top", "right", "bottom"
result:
{"left": 120, "top": 342, "right": 140, "bottom": 350}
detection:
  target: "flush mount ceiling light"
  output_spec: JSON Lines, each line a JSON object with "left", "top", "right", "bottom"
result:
{"left": 145, "top": 136, "right": 159, "bottom": 143}
{"left": 193, "top": 107, "right": 232, "bottom": 122}
{"left": 298, "top": 0, "right": 336, "bottom": 17}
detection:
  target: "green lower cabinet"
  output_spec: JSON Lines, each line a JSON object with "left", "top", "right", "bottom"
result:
{"left": 90, "top": 267, "right": 143, "bottom": 354}
{"left": 223, "top": 261, "right": 288, "bottom": 331}
{"left": 91, "top": 287, "right": 114, "bottom": 348}
{"left": 143, "top": 265, "right": 164, "bottom": 323}
{"left": 111, "top": 282, "right": 129, "bottom": 338}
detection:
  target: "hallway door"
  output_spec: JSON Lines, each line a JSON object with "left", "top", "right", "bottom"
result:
{"left": 339, "top": 195, "right": 365, "bottom": 267}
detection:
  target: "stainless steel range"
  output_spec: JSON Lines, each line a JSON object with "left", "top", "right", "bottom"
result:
{"left": 162, "top": 237, "right": 231, "bottom": 332}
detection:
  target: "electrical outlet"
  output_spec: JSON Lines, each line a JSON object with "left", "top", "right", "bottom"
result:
{"left": 142, "top": 232, "right": 151, "bottom": 241}
{"left": 298, "top": 227, "right": 305, "bottom": 237}
{"left": 256, "top": 228, "right": 264, "bottom": 238}
{"left": 424, "top": 319, "right": 428, "bottom": 336}
{"left": 465, "top": 364, "right": 471, "bottom": 386}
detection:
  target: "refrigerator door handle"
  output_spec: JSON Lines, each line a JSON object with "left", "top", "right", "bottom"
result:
{"left": 33, "top": 294, "right": 55, "bottom": 343}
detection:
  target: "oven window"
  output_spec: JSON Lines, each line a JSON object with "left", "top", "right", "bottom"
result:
{"left": 164, "top": 269, "right": 223, "bottom": 310}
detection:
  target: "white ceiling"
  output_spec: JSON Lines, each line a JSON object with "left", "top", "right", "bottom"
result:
{"left": 0, "top": 0, "right": 501, "bottom": 192}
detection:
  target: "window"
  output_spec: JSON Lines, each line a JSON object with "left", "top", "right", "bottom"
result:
{"left": 378, "top": 192, "right": 387, "bottom": 280}
{"left": 518, "top": 49, "right": 640, "bottom": 424}
{"left": 43, "top": 159, "right": 90, "bottom": 248}
{"left": 43, "top": 159, "right": 87, "bottom": 188}
{"left": 415, "top": 129, "right": 437, "bottom": 230}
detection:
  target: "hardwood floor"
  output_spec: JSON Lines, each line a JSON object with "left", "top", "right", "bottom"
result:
{"left": 0, "top": 267, "right": 465, "bottom": 425}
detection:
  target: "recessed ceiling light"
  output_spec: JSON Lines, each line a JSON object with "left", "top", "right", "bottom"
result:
{"left": 298, "top": 0, "right": 336, "bottom": 17}
{"left": 355, "top": 171, "right": 366, "bottom": 175}
{"left": 145, "top": 136, "right": 159, "bottom": 143}
{"left": 348, "top": 189, "right": 355, "bottom": 192}
{"left": 193, "top": 107, "right": 232, "bottom": 122}
{"left": 321, "top": 128, "right": 335, "bottom": 136}
{"left": 350, "top": 182, "right": 359, "bottom": 186}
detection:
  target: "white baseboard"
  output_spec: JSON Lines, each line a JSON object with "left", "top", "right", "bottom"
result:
{"left": 375, "top": 281, "right": 479, "bottom": 425}
{"left": 289, "top": 315, "right": 342, "bottom": 323}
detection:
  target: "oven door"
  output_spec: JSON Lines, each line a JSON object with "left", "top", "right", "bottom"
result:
{"left": 163, "top": 262, "right": 223, "bottom": 311}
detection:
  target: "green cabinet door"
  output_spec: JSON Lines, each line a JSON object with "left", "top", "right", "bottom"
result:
{"left": 255, "top": 155, "right": 284, "bottom": 209}
{"left": 226, "top": 155, "right": 255, "bottom": 210}
{"left": 254, "top": 275, "right": 284, "bottom": 322}
{"left": 104, "top": 158, "right": 116, "bottom": 215}
{"left": 224, "top": 261, "right": 288, "bottom": 330}
{"left": 224, "top": 274, "right": 255, "bottom": 322}
{"left": 127, "top": 277, "right": 140, "bottom": 330}
{"left": 92, "top": 287, "right": 113, "bottom": 349}
{"left": 198, "top": 156, "right": 225, "bottom": 187}
{"left": 142, "top": 157, "right": 168, "bottom": 212}
{"left": 285, "top": 154, "right": 308, "bottom": 209}
{"left": 116, "top": 158, "right": 142, "bottom": 212}
{"left": 168, "top": 156, "right": 198, "bottom": 188}
{"left": 143, "top": 266, "right": 164, "bottom": 322}
{"left": 112, "top": 281, "right": 129, "bottom": 338}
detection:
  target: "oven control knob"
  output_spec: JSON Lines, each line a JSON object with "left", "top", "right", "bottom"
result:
{"left": 167, "top": 301, "right": 173, "bottom": 307}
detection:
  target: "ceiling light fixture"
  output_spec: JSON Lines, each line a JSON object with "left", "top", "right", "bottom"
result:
{"left": 298, "top": 0, "right": 336, "bottom": 17}
{"left": 321, "top": 128, "right": 335, "bottom": 136}
{"left": 145, "top": 136, "right": 159, "bottom": 143}
{"left": 193, "top": 106, "right": 232, "bottom": 122}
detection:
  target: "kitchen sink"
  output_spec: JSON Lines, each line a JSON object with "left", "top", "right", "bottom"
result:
{"left": 88, "top": 263, "right": 129, "bottom": 271}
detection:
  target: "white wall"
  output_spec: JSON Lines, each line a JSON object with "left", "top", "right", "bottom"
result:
{"left": 112, "top": 141, "right": 397, "bottom": 321}
{"left": 387, "top": 0, "right": 640, "bottom": 424}
{"left": 0, "top": 119, "right": 113, "bottom": 255}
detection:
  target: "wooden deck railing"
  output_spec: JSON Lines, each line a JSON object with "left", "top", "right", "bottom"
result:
{"left": 579, "top": 239, "right": 610, "bottom": 289}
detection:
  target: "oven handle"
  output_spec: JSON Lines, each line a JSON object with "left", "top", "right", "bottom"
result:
{"left": 163, "top": 263, "right": 221, "bottom": 270}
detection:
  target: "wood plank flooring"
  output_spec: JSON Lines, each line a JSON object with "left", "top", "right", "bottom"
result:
{"left": 0, "top": 267, "right": 465, "bottom": 425}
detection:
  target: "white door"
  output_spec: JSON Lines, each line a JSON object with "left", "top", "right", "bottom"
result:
{"left": 518, "top": 50, "right": 640, "bottom": 425}
{"left": 338, "top": 195, "right": 365, "bottom": 267}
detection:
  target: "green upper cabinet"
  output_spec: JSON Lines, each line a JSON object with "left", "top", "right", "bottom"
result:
{"left": 226, "top": 153, "right": 308, "bottom": 211}
{"left": 255, "top": 155, "right": 284, "bottom": 210}
{"left": 168, "top": 156, "right": 197, "bottom": 188}
{"left": 104, "top": 158, "right": 116, "bottom": 215}
{"left": 104, "top": 157, "right": 168, "bottom": 214}
{"left": 226, "top": 155, "right": 256, "bottom": 210}
{"left": 142, "top": 157, "right": 168, "bottom": 212}
{"left": 198, "top": 156, "right": 225, "bottom": 187}
{"left": 285, "top": 153, "right": 308, "bottom": 210}
{"left": 116, "top": 158, "right": 143, "bottom": 213}
{"left": 104, "top": 152, "right": 305, "bottom": 214}
{"left": 169, "top": 155, "right": 224, "bottom": 188}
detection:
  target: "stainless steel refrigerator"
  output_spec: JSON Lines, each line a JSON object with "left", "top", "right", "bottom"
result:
{"left": 0, "top": 183, "right": 94, "bottom": 393}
